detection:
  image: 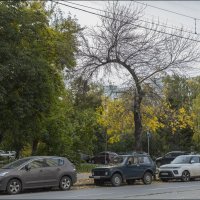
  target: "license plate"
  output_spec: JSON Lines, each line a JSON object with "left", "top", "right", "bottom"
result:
{"left": 161, "top": 173, "right": 168, "bottom": 175}
{"left": 94, "top": 176, "right": 101, "bottom": 179}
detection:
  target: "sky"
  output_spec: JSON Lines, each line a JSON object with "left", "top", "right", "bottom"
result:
{"left": 57, "top": 1, "right": 200, "bottom": 85}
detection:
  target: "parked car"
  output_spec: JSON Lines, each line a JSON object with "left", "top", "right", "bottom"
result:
{"left": 155, "top": 151, "right": 189, "bottom": 167}
{"left": 89, "top": 153, "right": 156, "bottom": 186}
{"left": 90, "top": 151, "right": 118, "bottom": 164}
{"left": 80, "top": 153, "right": 91, "bottom": 163}
{"left": 0, "top": 156, "right": 77, "bottom": 194}
{"left": 159, "top": 154, "right": 200, "bottom": 182}
{"left": 0, "top": 150, "right": 16, "bottom": 159}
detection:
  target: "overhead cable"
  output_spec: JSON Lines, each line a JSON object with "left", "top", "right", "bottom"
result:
{"left": 62, "top": 1, "right": 199, "bottom": 35}
{"left": 54, "top": 1, "right": 200, "bottom": 43}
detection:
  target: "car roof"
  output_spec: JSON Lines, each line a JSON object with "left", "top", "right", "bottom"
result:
{"left": 168, "top": 151, "right": 187, "bottom": 153}
{"left": 117, "top": 154, "right": 149, "bottom": 157}
{"left": 178, "top": 154, "right": 200, "bottom": 157}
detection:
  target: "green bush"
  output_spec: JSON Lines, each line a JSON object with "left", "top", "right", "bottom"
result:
{"left": 76, "top": 163, "right": 103, "bottom": 173}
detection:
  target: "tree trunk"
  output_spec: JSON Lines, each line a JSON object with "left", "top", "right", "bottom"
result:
{"left": 31, "top": 139, "right": 38, "bottom": 156}
{"left": 134, "top": 93, "right": 143, "bottom": 151}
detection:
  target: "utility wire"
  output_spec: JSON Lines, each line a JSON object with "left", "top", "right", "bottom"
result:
{"left": 61, "top": 0, "right": 199, "bottom": 36}
{"left": 134, "top": 1, "right": 200, "bottom": 21}
{"left": 55, "top": 1, "right": 200, "bottom": 43}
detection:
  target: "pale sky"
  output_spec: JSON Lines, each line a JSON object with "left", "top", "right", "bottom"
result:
{"left": 58, "top": 1, "right": 200, "bottom": 85}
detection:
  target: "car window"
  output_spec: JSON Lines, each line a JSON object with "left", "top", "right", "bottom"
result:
{"left": 171, "top": 156, "right": 191, "bottom": 164}
{"left": 139, "top": 156, "right": 151, "bottom": 164}
{"left": 2, "top": 158, "right": 31, "bottom": 169}
{"left": 165, "top": 153, "right": 172, "bottom": 158}
{"left": 46, "top": 158, "right": 59, "bottom": 167}
{"left": 52, "top": 158, "right": 65, "bottom": 166}
{"left": 110, "top": 156, "right": 126, "bottom": 164}
{"left": 30, "top": 159, "right": 49, "bottom": 169}
{"left": 127, "top": 156, "right": 138, "bottom": 165}
{"left": 191, "top": 156, "right": 199, "bottom": 163}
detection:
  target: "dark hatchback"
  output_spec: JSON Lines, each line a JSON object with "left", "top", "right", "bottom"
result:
{"left": 0, "top": 156, "right": 77, "bottom": 194}
{"left": 90, "top": 153, "right": 156, "bottom": 186}
{"left": 90, "top": 151, "right": 118, "bottom": 164}
{"left": 155, "top": 151, "right": 189, "bottom": 167}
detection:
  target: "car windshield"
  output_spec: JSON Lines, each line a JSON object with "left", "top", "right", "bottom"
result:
{"left": 110, "top": 156, "right": 126, "bottom": 165}
{"left": 171, "top": 156, "right": 191, "bottom": 164}
{"left": 1, "top": 158, "right": 31, "bottom": 169}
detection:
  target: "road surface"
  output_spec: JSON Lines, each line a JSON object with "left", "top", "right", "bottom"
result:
{"left": 1, "top": 180, "right": 200, "bottom": 199}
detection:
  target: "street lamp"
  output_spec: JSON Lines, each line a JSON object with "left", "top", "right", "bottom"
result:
{"left": 147, "top": 130, "right": 151, "bottom": 155}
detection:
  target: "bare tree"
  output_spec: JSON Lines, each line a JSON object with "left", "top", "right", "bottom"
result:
{"left": 76, "top": 2, "right": 200, "bottom": 151}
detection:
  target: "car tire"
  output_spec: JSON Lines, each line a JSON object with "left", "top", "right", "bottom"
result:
{"left": 142, "top": 172, "right": 152, "bottom": 185}
{"left": 126, "top": 179, "right": 135, "bottom": 185}
{"left": 182, "top": 170, "right": 190, "bottom": 182}
{"left": 94, "top": 180, "right": 104, "bottom": 186}
{"left": 111, "top": 173, "right": 122, "bottom": 187}
{"left": 6, "top": 178, "right": 22, "bottom": 195}
{"left": 59, "top": 176, "right": 72, "bottom": 191}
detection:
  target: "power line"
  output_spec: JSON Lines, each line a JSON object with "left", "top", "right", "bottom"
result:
{"left": 134, "top": 1, "right": 200, "bottom": 21}
{"left": 55, "top": 1, "right": 200, "bottom": 43}
{"left": 61, "top": 0, "right": 199, "bottom": 36}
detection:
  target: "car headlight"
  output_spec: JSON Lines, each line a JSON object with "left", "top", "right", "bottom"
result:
{"left": 0, "top": 172, "right": 8, "bottom": 176}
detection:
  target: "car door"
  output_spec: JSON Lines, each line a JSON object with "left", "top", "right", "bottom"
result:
{"left": 189, "top": 156, "right": 200, "bottom": 177}
{"left": 124, "top": 156, "right": 142, "bottom": 179}
{"left": 21, "top": 158, "right": 49, "bottom": 188}
{"left": 45, "top": 158, "right": 62, "bottom": 186}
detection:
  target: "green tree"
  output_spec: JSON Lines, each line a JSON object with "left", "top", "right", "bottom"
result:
{"left": 68, "top": 77, "right": 103, "bottom": 159}
{"left": 0, "top": 1, "right": 79, "bottom": 157}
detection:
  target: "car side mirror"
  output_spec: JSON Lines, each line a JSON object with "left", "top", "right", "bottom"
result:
{"left": 25, "top": 164, "right": 31, "bottom": 171}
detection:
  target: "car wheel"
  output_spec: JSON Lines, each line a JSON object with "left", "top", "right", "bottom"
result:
{"left": 59, "top": 176, "right": 72, "bottom": 191}
{"left": 143, "top": 172, "right": 152, "bottom": 185}
{"left": 7, "top": 179, "right": 22, "bottom": 195}
{"left": 94, "top": 180, "right": 104, "bottom": 186}
{"left": 182, "top": 170, "right": 190, "bottom": 182}
{"left": 111, "top": 173, "right": 122, "bottom": 187}
{"left": 126, "top": 179, "right": 135, "bottom": 185}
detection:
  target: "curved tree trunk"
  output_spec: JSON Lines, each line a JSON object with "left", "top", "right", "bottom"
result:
{"left": 31, "top": 139, "right": 38, "bottom": 156}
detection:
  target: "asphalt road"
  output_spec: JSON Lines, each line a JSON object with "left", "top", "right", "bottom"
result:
{"left": 2, "top": 180, "right": 200, "bottom": 199}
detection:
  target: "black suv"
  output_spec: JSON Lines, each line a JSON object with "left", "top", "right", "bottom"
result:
{"left": 89, "top": 153, "right": 156, "bottom": 186}
{"left": 155, "top": 151, "right": 189, "bottom": 167}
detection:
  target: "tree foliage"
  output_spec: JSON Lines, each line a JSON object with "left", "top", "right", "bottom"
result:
{"left": 0, "top": 1, "right": 79, "bottom": 157}
{"left": 77, "top": 1, "right": 200, "bottom": 151}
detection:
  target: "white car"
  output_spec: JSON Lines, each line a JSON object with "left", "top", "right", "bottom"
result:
{"left": 159, "top": 154, "right": 200, "bottom": 182}
{"left": 0, "top": 150, "right": 16, "bottom": 158}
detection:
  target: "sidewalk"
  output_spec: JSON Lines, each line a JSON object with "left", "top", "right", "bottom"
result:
{"left": 74, "top": 173, "right": 94, "bottom": 189}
